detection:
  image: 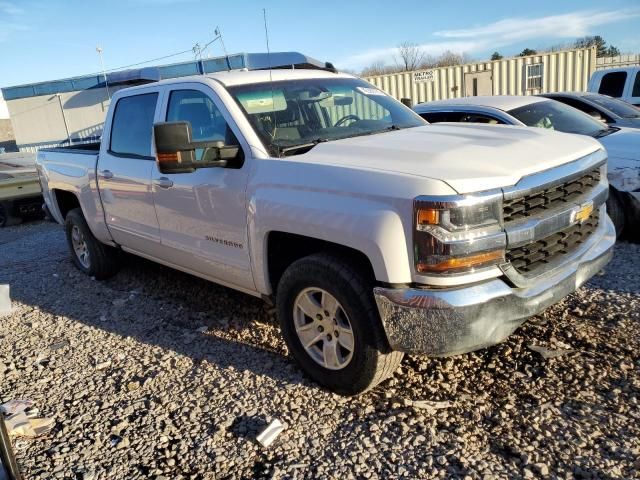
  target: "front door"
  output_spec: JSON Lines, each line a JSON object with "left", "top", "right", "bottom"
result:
{"left": 464, "top": 71, "right": 493, "bottom": 97}
{"left": 151, "top": 85, "right": 254, "bottom": 291}
{"left": 98, "top": 91, "right": 163, "bottom": 254}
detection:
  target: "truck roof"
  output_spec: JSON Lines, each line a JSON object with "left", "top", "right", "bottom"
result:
{"left": 119, "top": 69, "right": 356, "bottom": 94}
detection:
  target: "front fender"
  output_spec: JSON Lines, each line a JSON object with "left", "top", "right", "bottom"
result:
{"left": 248, "top": 187, "right": 412, "bottom": 294}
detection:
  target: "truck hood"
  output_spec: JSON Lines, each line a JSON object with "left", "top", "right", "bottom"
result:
{"left": 302, "top": 124, "right": 602, "bottom": 193}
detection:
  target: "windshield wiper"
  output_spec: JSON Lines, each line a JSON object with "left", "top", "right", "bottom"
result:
{"left": 278, "top": 138, "right": 329, "bottom": 157}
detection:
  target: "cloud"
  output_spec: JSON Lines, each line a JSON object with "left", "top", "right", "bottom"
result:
{"left": 338, "top": 8, "right": 639, "bottom": 71}
{"left": 434, "top": 9, "right": 640, "bottom": 42}
{"left": 0, "top": 1, "right": 23, "bottom": 15}
{"left": 0, "top": 22, "right": 27, "bottom": 42}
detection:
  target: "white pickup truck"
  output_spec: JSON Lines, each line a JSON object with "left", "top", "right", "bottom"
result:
{"left": 36, "top": 67, "right": 615, "bottom": 394}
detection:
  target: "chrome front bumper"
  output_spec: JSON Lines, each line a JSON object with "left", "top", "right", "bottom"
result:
{"left": 373, "top": 216, "right": 616, "bottom": 356}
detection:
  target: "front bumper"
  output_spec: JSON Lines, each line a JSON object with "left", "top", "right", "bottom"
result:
{"left": 373, "top": 215, "right": 616, "bottom": 356}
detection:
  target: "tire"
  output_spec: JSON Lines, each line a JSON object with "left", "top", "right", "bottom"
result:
{"left": 606, "top": 188, "right": 625, "bottom": 238}
{"left": 0, "top": 201, "right": 22, "bottom": 228}
{"left": 276, "top": 252, "right": 403, "bottom": 395}
{"left": 64, "top": 208, "right": 120, "bottom": 279}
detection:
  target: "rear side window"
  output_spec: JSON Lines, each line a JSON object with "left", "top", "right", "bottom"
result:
{"left": 633, "top": 72, "right": 640, "bottom": 97}
{"left": 419, "top": 111, "right": 465, "bottom": 123}
{"left": 598, "top": 72, "right": 627, "bottom": 98}
{"left": 110, "top": 93, "right": 158, "bottom": 158}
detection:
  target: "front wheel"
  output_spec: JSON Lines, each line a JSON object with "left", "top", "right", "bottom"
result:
{"left": 276, "top": 253, "right": 403, "bottom": 395}
{"left": 64, "top": 208, "right": 120, "bottom": 279}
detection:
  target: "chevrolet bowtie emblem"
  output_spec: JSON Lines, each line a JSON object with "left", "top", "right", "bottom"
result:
{"left": 571, "top": 201, "right": 594, "bottom": 224}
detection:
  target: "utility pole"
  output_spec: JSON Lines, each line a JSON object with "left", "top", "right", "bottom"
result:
{"left": 96, "top": 46, "right": 111, "bottom": 100}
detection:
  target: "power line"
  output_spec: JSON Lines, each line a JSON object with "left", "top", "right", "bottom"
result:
{"left": 84, "top": 42, "right": 211, "bottom": 77}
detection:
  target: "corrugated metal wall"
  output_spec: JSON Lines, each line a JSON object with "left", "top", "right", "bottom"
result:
{"left": 365, "top": 47, "right": 597, "bottom": 104}
{"left": 596, "top": 54, "right": 640, "bottom": 69}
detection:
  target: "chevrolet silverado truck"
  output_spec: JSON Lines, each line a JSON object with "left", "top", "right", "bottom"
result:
{"left": 36, "top": 66, "right": 615, "bottom": 395}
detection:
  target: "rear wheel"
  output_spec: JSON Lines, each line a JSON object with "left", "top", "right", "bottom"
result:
{"left": 276, "top": 252, "right": 403, "bottom": 395}
{"left": 64, "top": 208, "right": 120, "bottom": 279}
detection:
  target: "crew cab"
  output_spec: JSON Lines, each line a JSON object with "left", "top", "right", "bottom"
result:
{"left": 37, "top": 66, "right": 615, "bottom": 394}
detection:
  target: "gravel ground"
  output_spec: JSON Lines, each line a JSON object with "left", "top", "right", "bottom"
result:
{"left": 1, "top": 221, "right": 639, "bottom": 480}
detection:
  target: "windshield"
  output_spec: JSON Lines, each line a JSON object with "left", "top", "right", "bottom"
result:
{"left": 585, "top": 94, "right": 640, "bottom": 118}
{"left": 227, "top": 78, "right": 426, "bottom": 156}
{"left": 508, "top": 100, "right": 607, "bottom": 137}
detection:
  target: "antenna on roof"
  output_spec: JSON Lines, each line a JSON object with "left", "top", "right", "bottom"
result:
{"left": 263, "top": 8, "right": 278, "bottom": 144}
{"left": 95, "top": 45, "right": 111, "bottom": 100}
{"left": 214, "top": 26, "right": 231, "bottom": 71}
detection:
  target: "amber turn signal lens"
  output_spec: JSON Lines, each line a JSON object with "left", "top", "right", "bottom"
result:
{"left": 417, "top": 208, "right": 439, "bottom": 225}
{"left": 417, "top": 250, "right": 504, "bottom": 273}
{"left": 157, "top": 152, "right": 179, "bottom": 162}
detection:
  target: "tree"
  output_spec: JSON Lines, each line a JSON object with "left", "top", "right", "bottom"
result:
{"left": 395, "top": 42, "right": 424, "bottom": 71}
{"left": 519, "top": 48, "right": 537, "bottom": 57}
{"left": 435, "top": 50, "right": 464, "bottom": 67}
{"left": 573, "top": 35, "right": 620, "bottom": 57}
{"left": 361, "top": 60, "right": 393, "bottom": 77}
{"left": 491, "top": 51, "right": 503, "bottom": 61}
{"left": 605, "top": 45, "right": 620, "bottom": 57}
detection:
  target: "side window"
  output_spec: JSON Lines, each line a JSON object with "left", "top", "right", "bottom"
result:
{"left": 598, "top": 72, "right": 627, "bottom": 98}
{"left": 459, "top": 113, "right": 503, "bottom": 124}
{"left": 552, "top": 97, "right": 610, "bottom": 122}
{"left": 419, "top": 112, "right": 465, "bottom": 123}
{"left": 167, "top": 89, "right": 235, "bottom": 145}
{"left": 110, "top": 93, "right": 158, "bottom": 158}
{"left": 632, "top": 72, "right": 640, "bottom": 97}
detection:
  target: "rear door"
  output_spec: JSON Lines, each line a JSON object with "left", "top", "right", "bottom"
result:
{"left": 98, "top": 90, "right": 163, "bottom": 254}
{"left": 151, "top": 83, "right": 255, "bottom": 291}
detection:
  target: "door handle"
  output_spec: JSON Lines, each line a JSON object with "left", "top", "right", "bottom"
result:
{"left": 154, "top": 177, "right": 174, "bottom": 189}
{"left": 99, "top": 169, "right": 114, "bottom": 179}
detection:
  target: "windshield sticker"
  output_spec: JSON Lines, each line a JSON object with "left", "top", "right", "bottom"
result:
{"left": 237, "top": 90, "right": 287, "bottom": 114}
{"left": 356, "top": 87, "right": 385, "bottom": 96}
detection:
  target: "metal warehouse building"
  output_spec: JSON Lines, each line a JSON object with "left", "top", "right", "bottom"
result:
{"left": 0, "top": 52, "right": 324, "bottom": 152}
{"left": 364, "top": 46, "right": 598, "bottom": 104}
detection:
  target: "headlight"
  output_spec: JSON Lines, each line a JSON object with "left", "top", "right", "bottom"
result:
{"left": 414, "top": 193, "right": 506, "bottom": 274}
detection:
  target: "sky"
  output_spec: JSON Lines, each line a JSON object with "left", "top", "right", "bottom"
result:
{"left": 1, "top": 0, "right": 639, "bottom": 117}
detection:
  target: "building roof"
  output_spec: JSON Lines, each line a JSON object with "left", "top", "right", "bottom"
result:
{"left": 416, "top": 95, "right": 548, "bottom": 112}
{"left": 1, "top": 52, "right": 332, "bottom": 101}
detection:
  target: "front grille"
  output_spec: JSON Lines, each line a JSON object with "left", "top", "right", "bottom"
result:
{"left": 506, "top": 210, "right": 600, "bottom": 273}
{"left": 503, "top": 168, "right": 601, "bottom": 223}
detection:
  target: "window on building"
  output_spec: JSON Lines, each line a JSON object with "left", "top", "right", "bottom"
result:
{"left": 109, "top": 93, "right": 158, "bottom": 158}
{"left": 598, "top": 71, "right": 627, "bottom": 97}
{"left": 526, "top": 64, "right": 544, "bottom": 90}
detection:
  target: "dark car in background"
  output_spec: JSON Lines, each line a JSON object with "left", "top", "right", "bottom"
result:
{"left": 539, "top": 92, "right": 640, "bottom": 129}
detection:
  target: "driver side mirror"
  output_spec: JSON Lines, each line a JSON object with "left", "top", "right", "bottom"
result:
{"left": 153, "top": 121, "right": 239, "bottom": 174}
{"left": 588, "top": 111, "right": 606, "bottom": 123}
